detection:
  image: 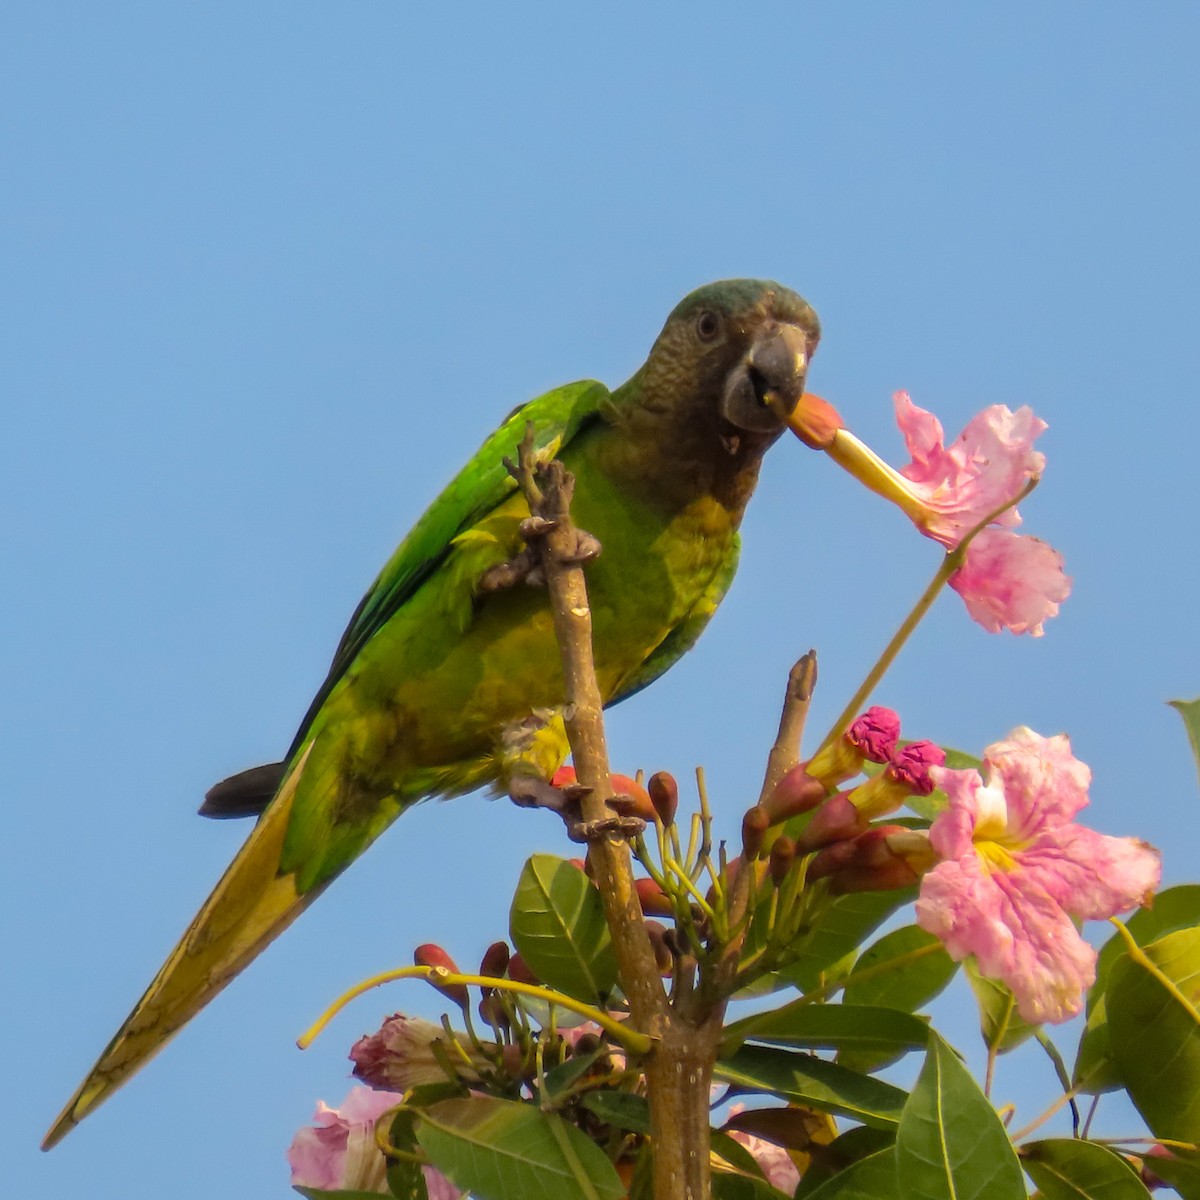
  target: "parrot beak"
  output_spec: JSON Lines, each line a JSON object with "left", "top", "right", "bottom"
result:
{"left": 720, "top": 322, "right": 811, "bottom": 434}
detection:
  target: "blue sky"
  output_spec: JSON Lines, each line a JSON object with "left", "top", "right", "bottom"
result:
{"left": 5, "top": 4, "right": 1199, "bottom": 1196}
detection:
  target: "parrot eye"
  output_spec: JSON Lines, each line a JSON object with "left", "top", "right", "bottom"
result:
{"left": 695, "top": 311, "right": 721, "bottom": 342}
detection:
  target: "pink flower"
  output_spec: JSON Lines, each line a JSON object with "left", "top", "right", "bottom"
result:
{"left": 288, "top": 1085, "right": 459, "bottom": 1199}
{"left": 724, "top": 1105, "right": 802, "bottom": 1194}
{"left": 351, "top": 1013, "right": 488, "bottom": 1092}
{"left": 915, "top": 728, "right": 1161, "bottom": 1024}
{"left": 894, "top": 393, "right": 1071, "bottom": 636}
{"left": 894, "top": 393, "right": 1044, "bottom": 545}
{"left": 946, "top": 527, "right": 1070, "bottom": 636}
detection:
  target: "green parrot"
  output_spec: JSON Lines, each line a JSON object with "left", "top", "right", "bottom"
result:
{"left": 44, "top": 278, "right": 819, "bottom": 1148}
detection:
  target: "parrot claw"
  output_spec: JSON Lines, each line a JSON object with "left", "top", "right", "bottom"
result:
{"left": 518, "top": 514, "right": 559, "bottom": 540}
{"left": 567, "top": 813, "right": 648, "bottom": 844}
{"left": 507, "top": 775, "right": 645, "bottom": 842}
{"left": 558, "top": 529, "right": 602, "bottom": 566}
{"left": 478, "top": 548, "right": 539, "bottom": 593}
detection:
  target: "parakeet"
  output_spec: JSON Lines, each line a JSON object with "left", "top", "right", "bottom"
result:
{"left": 44, "top": 278, "right": 819, "bottom": 1148}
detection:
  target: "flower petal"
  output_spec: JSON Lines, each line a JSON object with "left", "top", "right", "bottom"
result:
{"left": 1018, "top": 825, "right": 1161, "bottom": 919}
{"left": 916, "top": 855, "right": 1096, "bottom": 1023}
{"left": 984, "top": 727, "right": 1091, "bottom": 834}
{"left": 949, "top": 528, "right": 1071, "bottom": 636}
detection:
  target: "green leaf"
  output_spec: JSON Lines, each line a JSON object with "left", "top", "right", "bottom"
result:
{"left": 715, "top": 1044, "right": 907, "bottom": 1129}
{"left": 1138, "top": 1147, "right": 1200, "bottom": 1199}
{"left": 1170, "top": 697, "right": 1200, "bottom": 789}
{"left": 1075, "top": 885, "right": 1200, "bottom": 1092}
{"left": 896, "top": 1032, "right": 1025, "bottom": 1199}
{"left": 965, "top": 959, "right": 1036, "bottom": 1053}
{"left": 777, "top": 888, "right": 918, "bottom": 993}
{"left": 416, "top": 1096, "right": 625, "bottom": 1200}
{"left": 580, "top": 1090, "right": 652, "bottom": 1134}
{"left": 843, "top": 925, "right": 957, "bottom": 1013}
{"left": 509, "top": 854, "right": 617, "bottom": 1004}
{"left": 792, "top": 1127, "right": 894, "bottom": 1198}
{"left": 795, "top": 1148, "right": 899, "bottom": 1198}
{"left": 1020, "top": 1139, "right": 1149, "bottom": 1199}
{"left": 724, "top": 1002, "right": 928, "bottom": 1058}
{"left": 1108, "top": 925, "right": 1200, "bottom": 1142}
{"left": 710, "top": 1165, "right": 792, "bottom": 1200}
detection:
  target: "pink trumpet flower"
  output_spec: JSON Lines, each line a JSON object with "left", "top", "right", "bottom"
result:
{"left": 915, "top": 728, "right": 1160, "bottom": 1023}
{"left": 288, "top": 1086, "right": 459, "bottom": 1198}
{"left": 810, "top": 391, "right": 1071, "bottom": 635}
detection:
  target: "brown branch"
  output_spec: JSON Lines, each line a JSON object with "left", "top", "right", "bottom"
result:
{"left": 758, "top": 651, "right": 818, "bottom": 804}
{"left": 510, "top": 433, "right": 719, "bottom": 1200}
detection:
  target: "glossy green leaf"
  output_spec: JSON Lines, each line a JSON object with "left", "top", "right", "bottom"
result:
{"left": 965, "top": 960, "right": 1036, "bottom": 1053}
{"left": 1075, "top": 885, "right": 1200, "bottom": 1091}
{"left": 843, "top": 925, "right": 957, "bottom": 1012}
{"left": 580, "top": 1090, "right": 651, "bottom": 1134}
{"left": 793, "top": 1127, "right": 894, "bottom": 1198}
{"left": 1108, "top": 925, "right": 1200, "bottom": 1142}
{"left": 510, "top": 854, "right": 617, "bottom": 1003}
{"left": 1137, "top": 1147, "right": 1200, "bottom": 1199}
{"left": 710, "top": 1167, "right": 792, "bottom": 1200}
{"left": 416, "top": 1096, "right": 624, "bottom": 1200}
{"left": 1020, "top": 1138, "right": 1149, "bottom": 1199}
{"left": 1170, "top": 697, "right": 1200, "bottom": 789}
{"left": 797, "top": 1148, "right": 899, "bottom": 1198}
{"left": 895, "top": 1032, "right": 1025, "bottom": 1199}
{"left": 778, "top": 887, "right": 918, "bottom": 993}
{"left": 715, "top": 1044, "right": 907, "bottom": 1129}
{"left": 723, "top": 1002, "right": 928, "bottom": 1058}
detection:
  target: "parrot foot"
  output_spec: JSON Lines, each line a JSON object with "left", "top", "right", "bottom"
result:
{"left": 517, "top": 514, "right": 602, "bottom": 567}
{"left": 507, "top": 774, "right": 646, "bottom": 843}
{"left": 478, "top": 547, "right": 542, "bottom": 593}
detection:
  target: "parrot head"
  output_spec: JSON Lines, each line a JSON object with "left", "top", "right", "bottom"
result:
{"left": 613, "top": 279, "right": 820, "bottom": 503}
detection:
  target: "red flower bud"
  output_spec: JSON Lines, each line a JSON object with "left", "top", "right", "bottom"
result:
{"left": 644, "top": 920, "right": 674, "bottom": 974}
{"left": 413, "top": 944, "right": 469, "bottom": 1008}
{"left": 769, "top": 836, "right": 797, "bottom": 886}
{"left": 609, "top": 773, "right": 655, "bottom": 822}
{"left": 786, "top": 391, "right": 845, "bottom": 450}
{"left": 742, "top": 806, "right": 770, "bottom": 858}
{"left": 634, "top": 876, "right": 674, "bottom": 916}
{"left": 796, "top": 794, "right": 867, "bottom": 852}
{"left": 478, "top": 941, "right": 510, "bottom": 979}
{"left": 647, "top": 771, "right": 679, "bottom": 825}
{"left": 762, "top": 765, "right": 826, "bottom": 824}
{"left": 507, "top": 952, "right": 540, "bottom": 985}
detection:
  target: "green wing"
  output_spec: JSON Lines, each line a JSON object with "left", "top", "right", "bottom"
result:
{"left": 287, "top": 379, "right": 608, "bottom": 755}
{"left": 608, "top": 535, "right": 740, "bottom": 706}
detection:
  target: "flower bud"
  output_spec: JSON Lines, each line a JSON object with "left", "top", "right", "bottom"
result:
{"left": 608, "top": 773, "right": 655, "bottom": 822}
{"left": 506, "top": 952, "right": 540, "bottom": 985}
{"left": 634, "top": 876, "right": 674, "bottom": 917}
{"left": 769, "top": 836, "right": 796, "bottom": 886}
{"left": 478, "top": 941, "right": 510, "bottom": 979}
{"left": 477, "top": 993, "right": 510, "bottom": 1029}
{"left": 351, "top": 1014, "right": 485, "bottom": 1090}
{"left": 647, "top": 771, "right": 679, "bottom": 825}
{"left": 847, "top": 740, "right": 946, "bottom": 819}
{"left": 762, "top": 765, "right": 826, "bottom": 824}
{"left": 796, "top": 793, "right": 867, "bottom": 852}
{"left": 808, "top": 826, "right": 933, "bottom": 894}
{"left": 785, "top": 391, "right": 845, "bottom": 450}
{"left": 644, "top": 920, "right": 674, "bottom": 974}
{"left": 805, "top": 707, "right": 901, "bottom": 787}
{"left": 742, "top": 806, "right": 770, "bottom": 858}
{"left": 413, "top": 943, "right": 469, "bottom": 1009}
